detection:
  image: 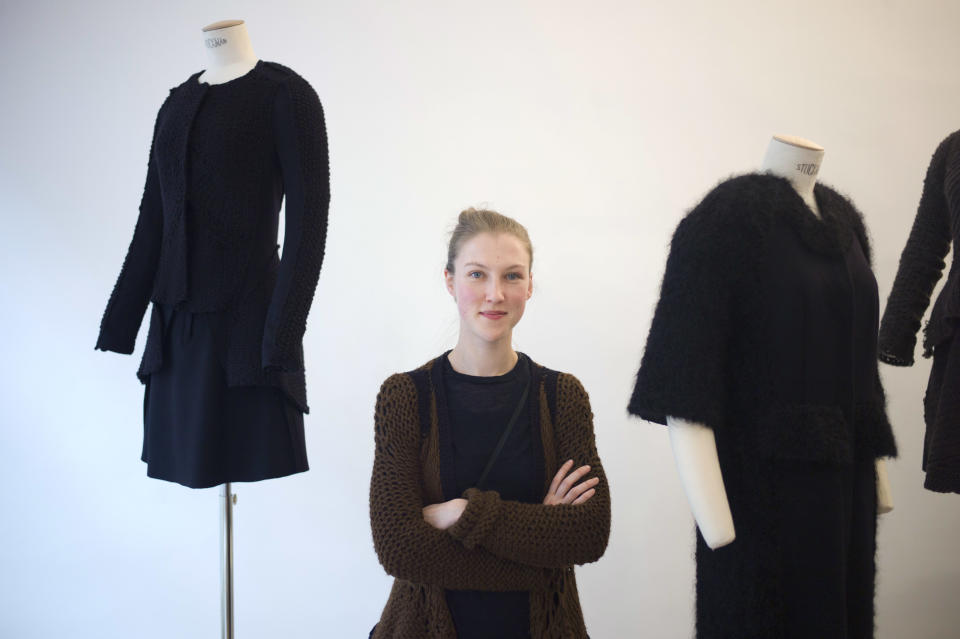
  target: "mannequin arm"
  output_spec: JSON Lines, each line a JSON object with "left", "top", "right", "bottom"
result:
{"left": 667, "top": 419, "right": 893, "bottom": 528}
{"left": 667, "top": 416, "right": 736, "bottom": 549}
{"left": 876, "top": 459, "right": 893, "bottom": 514}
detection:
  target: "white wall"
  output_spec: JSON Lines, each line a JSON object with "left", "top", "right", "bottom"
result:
{"left": 1, "top": 1, "right": 958, "bottom": 637}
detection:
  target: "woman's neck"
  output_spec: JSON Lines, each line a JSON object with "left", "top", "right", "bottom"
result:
{"left": 448, "top": 338, "right": 518, "bottom": 377}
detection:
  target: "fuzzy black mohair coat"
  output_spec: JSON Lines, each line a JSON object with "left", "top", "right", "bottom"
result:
{"left": 629, "top": 174, "right": 897, "bottom": 639}
{"left": 879, "top": 130, "right": 960, "bottom": 493}
{"left": 95, "top": 61, "right": 329, "bottom": 413}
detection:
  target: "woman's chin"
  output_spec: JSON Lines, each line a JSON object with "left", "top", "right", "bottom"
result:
{"left": 469, "top": 328, "right": 511, "bottom": 345}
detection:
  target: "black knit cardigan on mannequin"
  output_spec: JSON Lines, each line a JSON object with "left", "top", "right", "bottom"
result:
{"left": 879, "top": 130, "right": 960, "bottom": 364}
{"left": 95, "top": 60, "right": 329, "bottom": 413}
{"left": 878, "top": 129, "right": 960, "bottom": 493}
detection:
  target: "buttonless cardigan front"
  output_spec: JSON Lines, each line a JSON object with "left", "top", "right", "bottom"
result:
{"left": 95, "top": 60, "right": 329, "bottom": 413}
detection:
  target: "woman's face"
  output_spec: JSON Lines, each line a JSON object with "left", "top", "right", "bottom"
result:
{"left": 445, "top": 232, "right": 533, "bottom": 347}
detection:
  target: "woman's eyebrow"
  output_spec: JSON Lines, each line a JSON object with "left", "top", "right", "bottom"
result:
{"left": 464, "top": 262, "right": 526, "bottom": 270}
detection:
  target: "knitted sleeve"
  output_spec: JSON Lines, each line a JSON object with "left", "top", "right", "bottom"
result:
{"left": 261, "top": 74, "right": 330, "bottom": 373}
{"left": 95, "top": 92, "right": 170, "bottom": 354}
{"left": 370, "top": 374, "right": 550, "bottom": 591}
{"left": 878, "top": 134, "right": 955, "bottom": 366}
{"left": 627, "top": 182, "right": 746, "bottom": 428}
{"left": 446, "top": 374, "right": 611, "bottom": 568}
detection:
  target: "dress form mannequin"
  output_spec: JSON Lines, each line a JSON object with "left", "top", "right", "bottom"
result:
{"left": 96, "top": 22, "right": 330, "bottom": 637}
{"left": 198, "top": 20, "right": 258, "bottom": 85}
{"left": 197, "top": 20, "right": 258, "bottom": 639}
{"left": 668, "top": 134, "right": 894, "bottom": 551}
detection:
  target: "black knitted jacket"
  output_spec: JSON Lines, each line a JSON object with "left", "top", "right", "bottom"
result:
{"left": 95, "top": 60, "right": 329, "bottom": 413}
{"left": 879, "top": 130, "right": 960, "bottom": 365}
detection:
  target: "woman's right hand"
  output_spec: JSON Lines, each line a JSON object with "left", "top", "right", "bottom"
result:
{"left": 543, "top": 459, "right": 599, "bottom": 506}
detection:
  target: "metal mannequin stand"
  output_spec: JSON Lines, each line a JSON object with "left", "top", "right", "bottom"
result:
{"left": 220, "top": 482, "right": 236, "bottom": 639}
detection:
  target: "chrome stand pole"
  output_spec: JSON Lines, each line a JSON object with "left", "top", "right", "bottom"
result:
{"left": 220, "top": 482, "right": 236, "bottom": 639}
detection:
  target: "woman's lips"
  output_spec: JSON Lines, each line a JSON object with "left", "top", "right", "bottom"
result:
{"left": 480, "top": 311, "right": 507, "bottom": 320}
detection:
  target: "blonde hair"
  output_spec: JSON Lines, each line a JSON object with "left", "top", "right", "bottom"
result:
{"left": 445, "top": 208, "right": 533, "bottom": 273}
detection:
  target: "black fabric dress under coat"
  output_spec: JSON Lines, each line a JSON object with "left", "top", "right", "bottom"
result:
{"left": 878, "top": 130, "right": 960, "bottom": 494}
{"left": 143, "top": 304, "right": 308, "bottom": 488}
{"left": 441, "top": 352, "right": 539, "bottom": 639}
{"left": 95, "top": 60, "right": 328, "bottom": 486}
{"left": 628, "top": 174, "right": 897, "bottom": 639}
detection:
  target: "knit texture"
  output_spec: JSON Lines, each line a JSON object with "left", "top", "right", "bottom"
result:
{"left": 879, "top": 131, "right": 960, "bottom": 493}
{"left": 370, "top": 358, "right": 611, "bottom": 638}
{"left": 879, "top": 130, "right": 960, "bottom": 364}
{"left": 921, "top": 334, "right": 960, "bottom": 493}
{"left": 629, "top": 173, "right": 896, "bottom": 638}
{"left": 95, "top": 60, "right": 329, "bottom": 413}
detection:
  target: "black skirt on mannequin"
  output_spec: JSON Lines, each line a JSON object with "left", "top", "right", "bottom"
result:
{"left": 923, "top": 331, "right": 960, "bottom": 493}
{"left": 142, "top": 304, "right": 309, "bottom": 489}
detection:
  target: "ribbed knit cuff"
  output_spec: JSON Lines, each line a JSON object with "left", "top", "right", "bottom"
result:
{"left": 261, "top": 341, "right": 304, "bottom": 374}
{"left": 447, "top": 488, "right": 501, "bottom": 550}
{"left": 877, "top": 326, "right": 917, "bottom": 367}
{"left": 94, "top": 332, "right": 135, "bottom": 355}
{"left": 878, "top": 349, "right": 913, "bottom": 367}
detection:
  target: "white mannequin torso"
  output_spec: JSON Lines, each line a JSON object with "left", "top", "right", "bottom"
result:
{"left": 667, "top": 134, "right": 893, "bottom": 551}
{"left": 197, "top": 20, "right": 259, "bottom": 86}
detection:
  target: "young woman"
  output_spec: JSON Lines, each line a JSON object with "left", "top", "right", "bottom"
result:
{"left": 369, "top": 209, "right": 611, "bottom": 638}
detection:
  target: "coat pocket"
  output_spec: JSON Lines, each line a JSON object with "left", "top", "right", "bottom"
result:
{"left": 757, "top": 404, "right": 853, "bottom": 465}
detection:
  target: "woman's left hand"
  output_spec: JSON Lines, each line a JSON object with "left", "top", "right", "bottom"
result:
{"left": 423, "top": 498, "right": 468, "bottom": 530}
{"left": 543, "top": 459, "right": 599, "bottom": 505}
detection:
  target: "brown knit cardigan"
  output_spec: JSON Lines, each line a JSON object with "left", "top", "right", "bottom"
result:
{"left": 369, "top": 355, "right": 611, "bottom": 638}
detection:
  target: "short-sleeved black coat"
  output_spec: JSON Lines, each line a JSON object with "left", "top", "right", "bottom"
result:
{"left": 629, "top": 173, "right": 897, "bottom": 639}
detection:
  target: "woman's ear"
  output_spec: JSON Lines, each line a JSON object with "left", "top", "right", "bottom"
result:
{"left": 527, "top": 272, "right": 533, "bottom": 299}
{"left": 444, "top": 268, "right": 456, "bottom": 300}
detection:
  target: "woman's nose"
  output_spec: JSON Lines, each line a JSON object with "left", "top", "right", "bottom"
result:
{"left": 486, "top": 281, "right": 505, "bottom": 302}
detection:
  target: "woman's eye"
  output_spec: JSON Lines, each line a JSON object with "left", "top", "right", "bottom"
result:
{"left": 506, "top": 272, "right": 523, "bottom": 281}
{"left": 468, "top": 271, "right": 482, "bottom": 279}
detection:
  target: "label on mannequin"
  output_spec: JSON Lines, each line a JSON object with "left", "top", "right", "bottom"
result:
{"left": 205, "top": 37, "right": 228, "bottom": 48}
{"left": 796, "top": 163, "right": 820, "bottom": 176}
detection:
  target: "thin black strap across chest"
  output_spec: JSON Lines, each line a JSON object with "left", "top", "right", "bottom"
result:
{"left": 474, "top": 375, "right": 531, "bottom": 491}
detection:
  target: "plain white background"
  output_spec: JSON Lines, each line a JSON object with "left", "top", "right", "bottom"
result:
{"left": 1, "top": 1, "right": 959, "bottom": 637}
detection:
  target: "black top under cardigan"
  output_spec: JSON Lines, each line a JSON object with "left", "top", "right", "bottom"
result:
{"left": 442, "top": 353, "right": 539, "bottom": 639}
{"left": 95, "top": 60, "right": 329, "bottom": 413}
{"left": 629, "top": 174, "right": 897, "bottom": 639}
